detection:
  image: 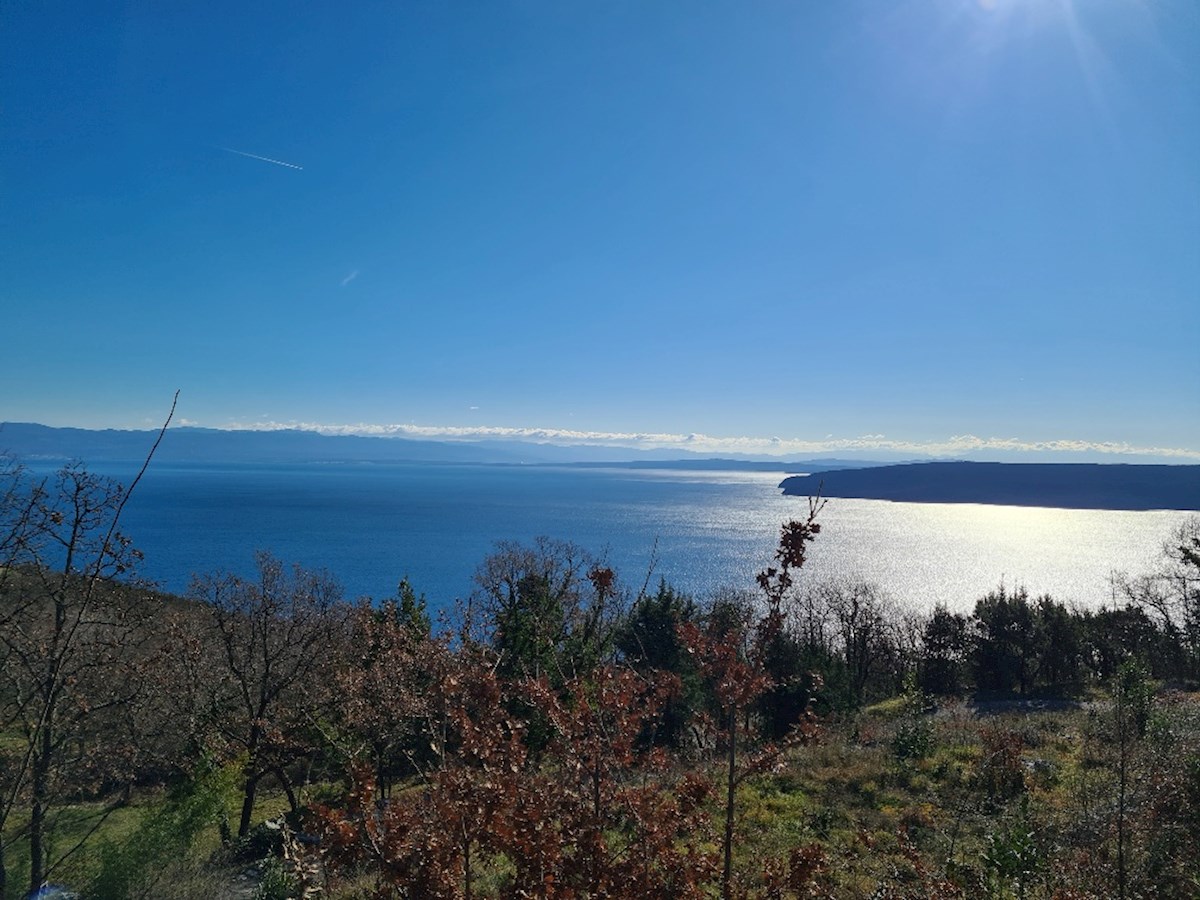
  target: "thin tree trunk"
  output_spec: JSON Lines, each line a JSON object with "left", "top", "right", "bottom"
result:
{"left": 239, "top": 771, "right": 260, "bottom": 839}
{"left": 1117, "top": 721, "right": 1127, "bottom": 900}
{"left": 377, "top": 750, "right": 385, "bottom": 802}
{"left": 274, "top": 767, "right": 299, "bottom": 813}
{"left": 239, "top": 724, "right": 263, "bottom": 838}
{"left": 722, "top": 705, "right": 736, "bottom": 900}
{"left": 464, "top": 835, "right": 472, "bottom": 900}
{"left": 29, "top": 737, "right": 51, "bottom": 895}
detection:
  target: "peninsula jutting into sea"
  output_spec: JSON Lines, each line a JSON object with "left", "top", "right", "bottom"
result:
{"left": 780, "top": 461, "right": 1200, "bottom": 511}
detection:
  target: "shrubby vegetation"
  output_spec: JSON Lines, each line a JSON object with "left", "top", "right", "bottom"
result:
{"left": 2, "top": 457, "right": 1199, "bottom": 898}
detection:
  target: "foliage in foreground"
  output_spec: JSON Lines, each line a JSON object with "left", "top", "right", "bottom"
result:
{"left": 301, "top": 678, "right": 1200, "bottom": 899}
{"left": 2, "top": 455, "right": 1199, "bottom": 897}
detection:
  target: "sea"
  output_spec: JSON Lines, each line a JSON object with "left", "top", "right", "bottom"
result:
{"left": 31, "top": 461, "right": 1193, "bottom": 614}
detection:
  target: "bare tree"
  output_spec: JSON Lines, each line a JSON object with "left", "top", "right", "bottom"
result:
{"left": 817, "top": 578, "right": 900, "bottom": 703}
{"left": 191, "top": 552, "right": 347, "bottom": 839}
{"left": 1116, "top": 516, "right": 1200, "bottom": 678}
{"left": 331, "top": 596, "right": 450, "bottom": 798}
{"left": 0, "top": 397, "right": 174, "bottom": 895}
{"left": 469, "top": 536, "right": 626, "bottom": 683}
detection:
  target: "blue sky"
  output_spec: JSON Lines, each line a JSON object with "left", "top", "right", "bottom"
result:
{"left": 3, "top": 0, "right": 1197, "bottom": 460}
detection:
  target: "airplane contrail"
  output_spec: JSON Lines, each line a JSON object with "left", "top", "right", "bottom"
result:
{"left": 219, "top": 146, "right": 303, "bottom": 170}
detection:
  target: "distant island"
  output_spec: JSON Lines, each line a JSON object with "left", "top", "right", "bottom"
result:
{"left": 780, "top": 462, "right": 1200, "bottom": 511}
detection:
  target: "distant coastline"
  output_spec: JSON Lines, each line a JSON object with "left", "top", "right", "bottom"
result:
{"left": 780, "top": 462, "right": 1200, "bottom": 511}
{"left": 5, "top": 425, "right": 1198, "bottom": 498}
{"left": 0, "top": 422, "right": 895, "bottom": 470}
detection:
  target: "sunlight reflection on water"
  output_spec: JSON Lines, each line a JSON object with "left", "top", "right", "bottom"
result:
{"left": 69, "top": 462, "right": 1192, "bottom": 613}
{"left": 609, "top": 471, "right": 1188, "bottom": 612}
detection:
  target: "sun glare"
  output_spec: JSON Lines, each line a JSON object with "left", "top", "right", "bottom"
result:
{"left": 920, "top": 0, "right": 1127, "bottom": 135}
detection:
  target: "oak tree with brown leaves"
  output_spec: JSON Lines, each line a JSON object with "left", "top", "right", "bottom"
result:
{"left": 683, "top": 499, "right": 825, "bottom": 899}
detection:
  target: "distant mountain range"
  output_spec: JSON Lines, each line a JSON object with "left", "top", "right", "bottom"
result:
{"left": 780, "top": 462, "right": 1200, "bottom": 511}
{"left": 0, "top": 423, "right": 885, "bottom": 472}
{"left": 7, "top": 424, "right": 1196, "bottom": 508}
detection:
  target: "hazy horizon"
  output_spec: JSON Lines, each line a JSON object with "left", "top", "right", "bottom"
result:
{"left": 5, "top": 417, "right": 1198, "bottom": 465}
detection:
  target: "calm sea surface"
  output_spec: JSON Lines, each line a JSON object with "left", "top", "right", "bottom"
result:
{"left": 44, "top": 461, "right": 1192, "bottom": 613}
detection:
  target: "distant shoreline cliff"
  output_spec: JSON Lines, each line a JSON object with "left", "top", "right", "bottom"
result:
{"left": 779, "top": 462, "right": 1200, "bottom": 511}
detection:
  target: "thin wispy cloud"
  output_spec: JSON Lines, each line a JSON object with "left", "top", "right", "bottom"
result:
{"left": 219, "top": 146, "right": 303, "bottom": 170}
{"left": 341, "top": 270, "right": 359, "bottom": 287}
{"left": 210, "top": 419, "right": 1200, "bottom": 462}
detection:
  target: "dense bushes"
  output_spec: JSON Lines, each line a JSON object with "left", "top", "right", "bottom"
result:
{"left": 723, "top": 573, "right": 1199, "bottom": 716}
{"left": 3, "top": 458, "right": 1198, "bottom": 897}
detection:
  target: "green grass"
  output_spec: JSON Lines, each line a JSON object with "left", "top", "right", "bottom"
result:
{"left": 704, "top": 692, "right": 1200, "bottom": 896}
{"left": 1, "top": 777, "right": 303, "bottom": 900}
{"left": 861, "top": 696, "right": 909, "bottom": 718}
{"left": 3, "top": 798, "right": 148, "bottom": 899}
{"left": 5, "top": 692, "right": 1199, "bottom": 898}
